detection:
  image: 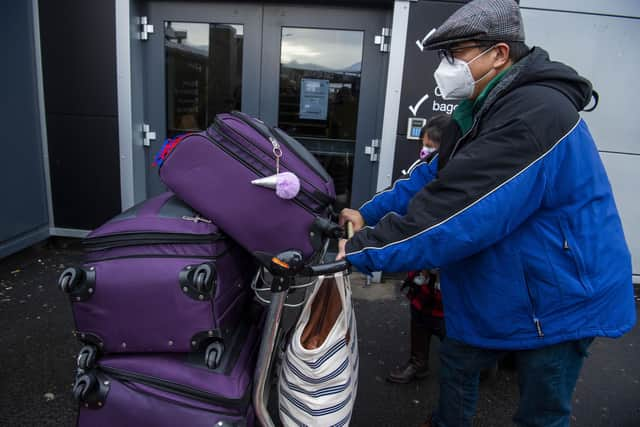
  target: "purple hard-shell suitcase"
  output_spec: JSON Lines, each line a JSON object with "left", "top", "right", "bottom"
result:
{"left": 158, "top": 111, "right": 336, "bottom": 260}
{"left": 74, "top": 318, "right": 259, "bottom": 427}
{"left": 58, "top": 192, "right": 256, "bottom": 359}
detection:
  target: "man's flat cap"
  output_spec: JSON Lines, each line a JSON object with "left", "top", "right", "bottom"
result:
{"left": 424, "top": 0, "right": 525, "bottom": 50}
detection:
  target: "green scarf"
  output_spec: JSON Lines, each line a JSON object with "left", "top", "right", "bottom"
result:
{"left": 452, "top": 67, "right": 511, "bottom": 134}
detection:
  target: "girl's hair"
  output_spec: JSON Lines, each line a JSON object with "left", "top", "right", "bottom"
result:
{"left": 419, "top": 114, "right": 451, "bottom": 146}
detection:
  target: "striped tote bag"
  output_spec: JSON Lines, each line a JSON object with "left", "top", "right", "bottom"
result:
{"left": 279, "top": 271, "right": 359, "bottom": 427}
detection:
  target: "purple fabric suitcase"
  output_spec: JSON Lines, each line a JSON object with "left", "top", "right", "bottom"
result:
{"left": 74, "top": 317, "right": 259, "bottom": 427}
{"left": 158, "top": 111, "right": 336, "bottom": 260}
{"left": 58, "top": 192, "right": 255, "bottom": 360}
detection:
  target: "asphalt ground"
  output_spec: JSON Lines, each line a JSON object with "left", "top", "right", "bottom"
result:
{"left": 0, "top": 238, "right": 638, "bottom": 426}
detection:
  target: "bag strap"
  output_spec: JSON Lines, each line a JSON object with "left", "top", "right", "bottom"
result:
{"left": 332, "top": 271, "right": 353, "bottom": 332}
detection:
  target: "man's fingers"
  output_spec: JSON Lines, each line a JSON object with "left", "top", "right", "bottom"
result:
{"left": 336, "top": 239, "right": 347, "bottom": 260}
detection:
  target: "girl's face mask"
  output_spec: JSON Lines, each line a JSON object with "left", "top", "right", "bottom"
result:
{"left": 420, "top": 146, "right": 436, "bottom": 160}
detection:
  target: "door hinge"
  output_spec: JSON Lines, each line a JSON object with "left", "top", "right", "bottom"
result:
{"left": 374, "top": 27, "right": 390, "bottom": 53}
{"left": 364, "top": 139, "right": 380, "bottom": 163}
{"left": 142, "top": 124, "right": 156, "bottom": 147}
{"left": 139, "top": 16, "right": 154, "bottom": 40}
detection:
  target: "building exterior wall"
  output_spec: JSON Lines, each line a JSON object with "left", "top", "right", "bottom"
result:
{"left": 0, "top": 1, "right": 50, "bottom": 258}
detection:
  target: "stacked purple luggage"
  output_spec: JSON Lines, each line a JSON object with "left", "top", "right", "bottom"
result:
{"left": 59, "top": 111, "right": 338, "bottom": 426}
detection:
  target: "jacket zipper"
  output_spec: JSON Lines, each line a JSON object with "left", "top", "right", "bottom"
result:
{"left": 100, "top": 366, "right": 248, "bottom": 411}
{"left": 522, "top": 269, "right": 544, "bottom": 338}
{"left": 559, "top": 219, "right": 592, "bottom": 293}
{"left": 83, "top": 232, "right": 222, "bottom": 252}
{"left": 449, "top": 117, "right": 479, "bottom": 160}
{"left": 205, "top": 127, "right": 324, "bottom": 214}
{"left": 213, "top": 117, "right": 328, "bottom": 198}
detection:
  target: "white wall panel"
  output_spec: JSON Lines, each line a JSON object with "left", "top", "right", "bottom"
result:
{"left": 521, "top": 0, "right": 640, "bottom": 18}
{"left": 522, "top": 9, "right": 640, "bottom": 155}
{"left": 600, "top": 152, "right": 640, "bottom": 276}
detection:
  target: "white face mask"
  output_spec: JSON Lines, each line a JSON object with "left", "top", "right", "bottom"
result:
{"left": 433, "top": 46, "right": 496, "bottom": 100}
{"left": 420, "top": 146, "right": 436, "bottom": 160}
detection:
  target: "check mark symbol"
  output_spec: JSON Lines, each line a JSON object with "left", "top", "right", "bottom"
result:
{"left": 409, "top": 93, "right": 429, "bottom": 116}
{"left": 416, "top": 28, "right": 437, "bottom": 52}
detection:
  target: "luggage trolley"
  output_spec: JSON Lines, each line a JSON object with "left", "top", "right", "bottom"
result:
{"left": 251, "top": 224, "right": 353, "bottom": 427}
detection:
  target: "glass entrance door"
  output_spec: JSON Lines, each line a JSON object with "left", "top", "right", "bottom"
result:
{"left": 261, "top": 6, "right": 390, "bottom": 210}
{"left": 144, "top": 3, "right": 389, "bottom": 208}
{"left": 144, "top": 2, "right": 262, "bottom": 196}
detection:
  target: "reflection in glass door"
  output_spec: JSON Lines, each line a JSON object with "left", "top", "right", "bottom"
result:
{"left": 278, "top": 28, "right": 364, "bottom": 210}
{"left": 165, "top": 22, "right": 244, "bottom": 137}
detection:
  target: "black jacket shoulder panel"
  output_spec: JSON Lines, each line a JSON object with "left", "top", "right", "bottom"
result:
{"left": 480, "top": 84, "right": 581, "bottom": 152}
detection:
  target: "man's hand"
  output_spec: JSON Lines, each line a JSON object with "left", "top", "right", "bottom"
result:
{"left": 336, "top": 239, "right": 347, "bottom": 261}
{"left": 339, "top": 208, "right": 365, "bottom": 232}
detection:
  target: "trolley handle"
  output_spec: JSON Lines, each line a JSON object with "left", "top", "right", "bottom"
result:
{"left": 304, "top": 260, "right": 350, "bottom": 276}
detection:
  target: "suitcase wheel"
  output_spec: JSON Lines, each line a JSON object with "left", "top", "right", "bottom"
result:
{"left": 194, "top": 270, "right": 208, "bottom": 292}
{"left": 58, "top": 267, "right": 85, "bottom": 293}
{"left": 193, "top": 263, "right": 215, "bottom": 294}
{"left": 180, "top": 262, "right": 217, "bottom": 300}
{"left": 72, "top": 373, "right": 96, "bottom": 402}
{"left": 77, "top": 345, "right": 98, "bottom": 370}
{"left": 205, "top": 341, "right": 225, "bottom": 370}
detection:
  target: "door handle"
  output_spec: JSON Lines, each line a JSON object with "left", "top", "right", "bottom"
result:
{"left": 364, "top": 139, "right": 380, "bottom": 162}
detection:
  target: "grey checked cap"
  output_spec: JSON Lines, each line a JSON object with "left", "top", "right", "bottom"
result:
{"left": 424, "top": 0, "right": 525, "bottom": 50}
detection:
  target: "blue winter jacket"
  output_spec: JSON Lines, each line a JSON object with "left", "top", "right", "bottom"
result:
{"left": 346, "top": 48, "right": 636, "bottom": 349}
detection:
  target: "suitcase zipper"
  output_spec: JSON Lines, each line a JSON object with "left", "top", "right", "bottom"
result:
{"left": 204, "top": 128, "right": 326, "bottom": 215}
{"left": 83, "top": 232, "right": 223, "bottom": 252}
{"left": 228, "top": 111, "right": 332, "bottom": 183}
{"left": 99, "top": 366, "right": 249, "bottom": 411}
{"left": 212, "top": 118, "right": 330, "bottom": 202}
{"left": 83, "top": 253, "right": 225, "bottom": 263}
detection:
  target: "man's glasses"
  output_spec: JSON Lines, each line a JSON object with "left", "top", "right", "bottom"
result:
{"left": 437, "top": 44, "right": 490, "bottom": 65}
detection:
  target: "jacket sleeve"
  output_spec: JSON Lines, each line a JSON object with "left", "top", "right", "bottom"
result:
{"left": 359, "top": 155, "right": 439, "bottom": 226}
{"left": 345, "top": 117, "right": 554, "bottom": 274}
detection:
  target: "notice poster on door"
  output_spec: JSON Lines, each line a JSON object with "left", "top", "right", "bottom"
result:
{"left": 299, "top": 78, "right": 329, "bottom": 120}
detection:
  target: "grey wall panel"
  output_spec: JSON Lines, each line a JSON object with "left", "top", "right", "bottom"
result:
{"left": 46, "top": 115, "right": 121, "bottom": 230}
{"left": 520, "top": 0, "right": 640, "bottom": 18}
{"left": 0, "top": 0, "right": 50, "bottom": 255}
{"left": 600, "top": 153, "right": 640, "bottom": 275}
{"left": 38, "top": 0, "right": 117, "bottom": 117}
{"left": 521, "top": 9, "right": 640, "bottom": 155}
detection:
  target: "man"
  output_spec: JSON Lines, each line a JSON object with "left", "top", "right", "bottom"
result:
{"left": 338, "top": 0, "right": 636, "bottom": 426}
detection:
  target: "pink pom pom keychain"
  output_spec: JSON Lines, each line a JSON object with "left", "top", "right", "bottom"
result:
{"left": 251, "top": 172, "right": 301, "bottom": 200}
